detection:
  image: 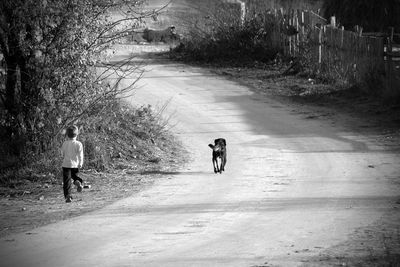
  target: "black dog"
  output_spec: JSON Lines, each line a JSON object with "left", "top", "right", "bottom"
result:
{"left": 208, "top": 138, "right": 227, "bottom": 174}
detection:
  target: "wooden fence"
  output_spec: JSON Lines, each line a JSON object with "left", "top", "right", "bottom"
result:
{"left": 272, "top": 9, "right": 400, "bottom": 96}
{"left": 385, "top": 29, "right": 400, "bottom": 97}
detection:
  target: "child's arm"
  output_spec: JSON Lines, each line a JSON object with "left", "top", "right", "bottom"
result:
{"left": 60, "top": 142, "right": 65, "bottom": 158}
{"left": 78, "top": 142, "right": 84, "bottom": 168}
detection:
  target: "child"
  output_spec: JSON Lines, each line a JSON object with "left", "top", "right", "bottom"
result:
{"left": 61, "top": 125, "right": 84, "bottom": 203}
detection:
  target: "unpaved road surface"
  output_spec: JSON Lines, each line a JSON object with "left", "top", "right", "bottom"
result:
{"left": 1, "top": 53, "right": 400, "bottom": 267}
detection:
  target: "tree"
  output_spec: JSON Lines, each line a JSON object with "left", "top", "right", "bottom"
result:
{"left": 0, "top": 0, "right": 154, "bottom": 158}
{"left": 323, "top": 0, "right": 400, "bottom": 32}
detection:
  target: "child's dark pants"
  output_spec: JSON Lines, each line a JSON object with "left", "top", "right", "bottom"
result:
{"left": 62, "top": 168, "right": 83, "bottom": 198}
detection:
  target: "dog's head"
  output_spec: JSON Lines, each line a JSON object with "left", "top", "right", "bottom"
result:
{"left": 208, "top": 138, "right": 226, "bottom": 151}
{"left": 214, "top": 138, "right": 226, "bottom": 147}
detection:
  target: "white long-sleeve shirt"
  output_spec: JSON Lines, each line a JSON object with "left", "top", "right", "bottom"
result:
{"left": 61, "top": 138, "right": 84, "bottom": 168}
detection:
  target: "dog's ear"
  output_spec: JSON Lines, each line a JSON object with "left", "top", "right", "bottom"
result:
{"left": 208, "top": 144, "right": 214, "bottom": 149}
{"left": 222, "top": 139, "right": 226, "bottom": 146}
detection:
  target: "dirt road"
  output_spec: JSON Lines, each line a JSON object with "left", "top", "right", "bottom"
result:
{"left": 1, "top": 54, "right": 400, "bottom": 266}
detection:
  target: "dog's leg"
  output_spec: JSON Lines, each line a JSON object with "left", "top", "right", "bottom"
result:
{"left": 210, "top": 144, "right": 218, "bottom": 173}
{"left": 212, "top": 158, "right": 218, "bottom": 173}
{"left": 213, "top": 157, "right": 221, "bottom": 174}
{"left": 221, "top": 155, "right": 226, "bottom": 172}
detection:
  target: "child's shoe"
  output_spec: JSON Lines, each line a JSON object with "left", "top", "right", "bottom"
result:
{"left": 66, "top": 196, "right": 72, "bottom": 203}
{"left": 74, "top": 180, "right": 83, "bottom": 192}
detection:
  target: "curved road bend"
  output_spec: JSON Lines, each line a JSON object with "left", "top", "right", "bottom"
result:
{"left": 1, "top": 56, "right": 399, "bottom": 267}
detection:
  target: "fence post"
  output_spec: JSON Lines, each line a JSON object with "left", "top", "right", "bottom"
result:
{"left": 386, "top": 36, "right": 394, "bottom": 96}
{"left": 318, "top": 26, "right": 323, "bottom": 65}
{"left": 389, "top": 27, "right": 394, "bottom": 42}
{"left": 330, "top": 16, "right": 336, "bottom": 27}
{"left": 289, "top": 9, "right": 293, "bottom": 56}
{"left": 239, "top": 1, "right": 246, "bottom": 26}
{"left": 340, "top": 26, "right": 344, "bottom": 49}
{"left": 295, "top": 10, "right": 299, "bottom": 55}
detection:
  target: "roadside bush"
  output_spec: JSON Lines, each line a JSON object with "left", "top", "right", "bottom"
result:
{"left": 171, "top": 3, "right": 282, "bottom": 64}
{"left": 0, "top": 99, "right": 174, "bottom": 186}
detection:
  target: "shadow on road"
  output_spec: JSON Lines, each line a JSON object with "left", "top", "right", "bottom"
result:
{"left": 140, "top": 170, "right": 210, "bottom": 176}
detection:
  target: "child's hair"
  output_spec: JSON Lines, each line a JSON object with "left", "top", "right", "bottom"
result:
{"left": 66, "top": 125, "right": 79, "bottom": 138}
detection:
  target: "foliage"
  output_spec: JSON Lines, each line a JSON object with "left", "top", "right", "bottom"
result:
{"left": 323, "top": 0, "right": 400, "bottom": 32}
{"left": 0, "top": 0, "right": 155, "bottom": 163}
{"left": 81, "top": 100, "right": 171, "bottom": 170}
{"left": 0, "top": 99, "right": 177, "bottom": 185}
{"left": 171, "top": 1, "right": 282, "bottom": 63}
